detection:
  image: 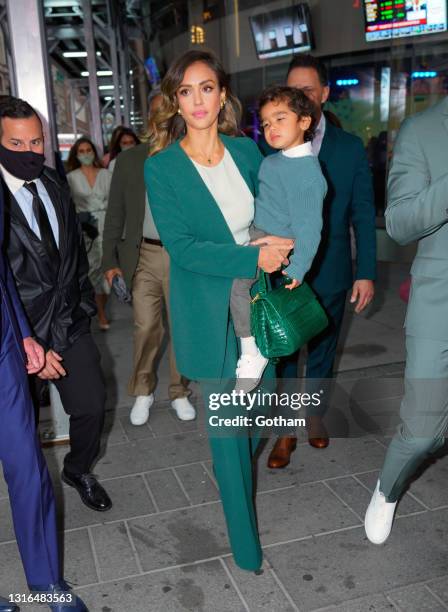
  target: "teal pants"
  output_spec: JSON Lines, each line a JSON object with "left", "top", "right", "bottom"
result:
{"left": 380, "top": 335, "right": 448, "bottom": 502}
{"left": 200, "top": 330, "right": 274, "bottom": 571}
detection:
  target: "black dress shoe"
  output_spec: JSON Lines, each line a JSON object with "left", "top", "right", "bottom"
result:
{"left": 28, "top": 581, "right": 88, "bottom": 611}
{"left": 61, "top": 470, "right": 112, "bottom": 512}
{"left": 0, "top": 594, "right": 19, "bottom": 612}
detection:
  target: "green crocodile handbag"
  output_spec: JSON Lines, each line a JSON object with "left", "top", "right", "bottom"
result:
{"left": 250, "top": 272, "right": 329, "bottom": 359}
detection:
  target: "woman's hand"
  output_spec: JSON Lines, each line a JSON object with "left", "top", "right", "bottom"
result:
{"left": 258, "top": 245, "right": 290, "bottom": 273}
{"left": 251, "top": 235, "right": 294, "bottom": 249}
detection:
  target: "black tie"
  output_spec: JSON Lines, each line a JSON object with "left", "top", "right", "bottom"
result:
{"left": 23, "top": 181, "right": 60, "bottom": 264}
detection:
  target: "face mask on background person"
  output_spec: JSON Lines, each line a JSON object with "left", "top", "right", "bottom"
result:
{"left": 120, "top": 144, "right": 135, "bottom": 152}
{"left": 0, "top": 143, "right": 45, "bottom": 181}
{"left": 77, "top": 152, "right": 95, "bottom": 166}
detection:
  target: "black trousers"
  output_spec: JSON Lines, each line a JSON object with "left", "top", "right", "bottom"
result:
{"left": 34, "top": 332, "right": 106, "bottom": 475}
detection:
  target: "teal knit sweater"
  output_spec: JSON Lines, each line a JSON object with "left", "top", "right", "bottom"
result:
{"left": 254, "top": 152, "right": 327, "bottom": 282}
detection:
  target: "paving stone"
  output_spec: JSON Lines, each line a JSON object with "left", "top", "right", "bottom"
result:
{"left": 76, "top": 559, "right": 245, "bottom": 612}
{"left": 128, "top": 503, "right": 229, "bottom": 571}
{"left": 326, "top": 593, "right": 398, "bottom": 611}
{"left": 63, "top": 528, "right": 98, "bottom": 587}
{"left": 265, "top": 510, "right": 448, "bottom": 611}
{"left": 55, "top": 475, "right": 155, "bottom": 529}
{"left": 0, "top": 541, "right": 29, "bottom": 595}
{"left": 144, "top": 469, "right": 190, "bottom": 511}
{"left": 0, "top": 472, "right": 8, "bottom": 500}
{"left": 101, "top": 412, "right": 129, "bottom": 445}
{"left": 405, "top": 453, "right": 448, "bottom": 509}
{"left": 90, "top": 521, "right": 139, "bottom": 581}
{"left": 119, "top": 415, "right": 154, "bottom": 441}
{"left": 148, "top": 408, "right": 182, "bottom": 436}
{"left": 388, "top": 584, "right": 447, "bottom": 612}
{"left": 223, "top": 557, "right": 296, "bottom": 611}
{"left": 93, "top": 432, "right": 211, "bottom": 479}
{"left": 427, "top": 576, "right": 448, "bottom": 605}
{"left": 257, "top": 482, "right": 360, "bottom": 546}
{"left": 291, "top": 438, "right": 386, "bottom": 483}
{"left": 174, "top": 463, "right": 219, "bottom": 504}
{"left": 328, "top": 474, "right": 426, "bottom": 519}
{"left": 0, "top": 498, "right": 15, "bottom": 543}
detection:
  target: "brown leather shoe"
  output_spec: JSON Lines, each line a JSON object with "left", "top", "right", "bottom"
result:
{"left": 307, "top": 415, "right": 329, "bottom": 449}
{"left": 267, "top": 436, "right": 297, "bottom": 469}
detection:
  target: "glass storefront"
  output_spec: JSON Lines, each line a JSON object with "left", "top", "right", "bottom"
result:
{"left": 148, "top": 0, "right": 448, "bottom": 218}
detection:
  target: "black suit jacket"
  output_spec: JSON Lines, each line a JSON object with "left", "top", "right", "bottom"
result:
{"left": 2, "top": 167, "right": 96, "bottom": 352}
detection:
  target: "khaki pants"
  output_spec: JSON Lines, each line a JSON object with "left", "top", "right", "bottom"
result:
{"left": 127, "top": 242, "right": 189, "bottom": 399}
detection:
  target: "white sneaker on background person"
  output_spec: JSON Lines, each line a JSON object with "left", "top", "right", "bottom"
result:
{"left": 171, "top": 397, "right": 196, "bottom": 421}
{"left": 130, "top": 394, "right": 154, "bottom": 425}
{"left": 364, "top": 480, "right": 398, "bottom": 545}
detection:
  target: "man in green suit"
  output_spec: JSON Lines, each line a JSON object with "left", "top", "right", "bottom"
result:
{"left": 102, "top": 95, "right": 195, "bottom": 425}
{"left": 268, "top": 54, "right": 377, "bottom": 468}
{"left": 365, "top": 97, "right": 448, "bottom": 544}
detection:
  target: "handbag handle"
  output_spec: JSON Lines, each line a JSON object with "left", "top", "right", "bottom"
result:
{"left": 258, "top": 270, "right": 268, "bottom": 295}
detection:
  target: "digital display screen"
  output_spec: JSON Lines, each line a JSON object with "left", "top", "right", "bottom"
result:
{"left": 250, "top": 4, "right": 313, "bottom": 60}
{"left": 364, "top": 0, "right": 447, "bottom": 41}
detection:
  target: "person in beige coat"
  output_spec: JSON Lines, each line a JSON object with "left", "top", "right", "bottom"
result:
{"left": 102, "top": 97, "right": 195, "bottom": 424}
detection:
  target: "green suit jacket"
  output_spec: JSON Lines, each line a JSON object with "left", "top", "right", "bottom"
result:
{"left": 386, "top": 97, "right": 448, "bottom": 340}
{"left": 102, "top": 142, "right": 150, "bottom": 286}
{"left": 144, "top": 135, "right": 261, "bottom": 380}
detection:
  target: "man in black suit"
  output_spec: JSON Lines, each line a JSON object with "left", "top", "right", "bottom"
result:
{"left": 0, "top": 96, "right": 111, "bottom": 513}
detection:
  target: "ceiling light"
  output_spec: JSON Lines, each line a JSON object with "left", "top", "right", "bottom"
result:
{"left": 99, "top": 85, "right": 114, "bottom": 90}
{"left": 81, "top": 70, "right": 113, "bottom": 77}
{"left": 63, "top": 51, "right": 101, "bottom": 58}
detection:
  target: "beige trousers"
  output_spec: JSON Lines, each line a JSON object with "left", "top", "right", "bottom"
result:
{"left": 127, "top": 242, "right": 189, "bottom": 399}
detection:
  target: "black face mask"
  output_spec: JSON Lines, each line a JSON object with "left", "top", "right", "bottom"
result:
{"left": 0, "top": 144, "right": 45, "bottom": 181}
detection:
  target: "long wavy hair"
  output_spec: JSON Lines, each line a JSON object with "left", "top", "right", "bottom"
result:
{"left": 147, "top": 50, "right": 241, "bottom": 156}
{"left": 67, "top": 137, "right": 102, "bottom": 172}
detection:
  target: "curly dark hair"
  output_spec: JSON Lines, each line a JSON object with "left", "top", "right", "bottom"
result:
{"left": 258, "top": 85, "right": 319, "bottom": 142}
{"left": 66, "top": 137, "right": 102, "bottom": 172}
{"left": 109, "top": 127, "right": 140, "bottom": 162}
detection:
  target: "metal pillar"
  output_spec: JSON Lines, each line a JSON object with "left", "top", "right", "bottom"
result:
{"left": 106, "top": 0, "right": 122, "bottom": 126}
{"left": 119, "top": 40, "right": 131, "bottom": 126}
{"left": 6, "top": 0, "right": 57, "bottom": 166}
{"left": 81, "top": 0, "right": 103, "bottom": 156}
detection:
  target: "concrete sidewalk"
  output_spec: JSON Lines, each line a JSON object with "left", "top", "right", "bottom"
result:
{"left": 2, "top": 262, "right": 448, "bottom": 612}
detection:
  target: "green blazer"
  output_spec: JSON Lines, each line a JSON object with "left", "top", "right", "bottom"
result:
{"left": 386, "top": 97, "right": 448, "bottom": 340}
{"left": 102, "top": 143, "right": 150, "bottom": 286}
{"left": 144, "top": 134, "right": 261, "bottom": 380}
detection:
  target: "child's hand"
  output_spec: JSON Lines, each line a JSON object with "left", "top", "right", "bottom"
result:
{"left": 282, "top": 271, "right": 301, "bottom": 290}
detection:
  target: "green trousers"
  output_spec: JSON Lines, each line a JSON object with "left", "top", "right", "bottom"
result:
{"left": 380, "top": 335, "right": 448, "bottom": 502}
{"left": 200, "top": 329, "right": 274, "bottom": 571}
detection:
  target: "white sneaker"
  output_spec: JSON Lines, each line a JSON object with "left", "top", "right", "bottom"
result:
{"left": 235, "top": 351, "right": 269, "bottom": 393}
{"left": 130, "top": 394, "right": 154, "bottom": 426}
{"left": 364, "top": 480, "right": 397, "bottom": 545}
{"left": 171, "top": 397, "right": 196, "bottom": 421}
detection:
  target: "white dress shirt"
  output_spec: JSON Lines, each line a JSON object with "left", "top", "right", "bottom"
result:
{"left": 311, "top": 113, "right": 326, "bottom": 156}
{"left": 0, "top": 163, "right": 60, "bottom": 246}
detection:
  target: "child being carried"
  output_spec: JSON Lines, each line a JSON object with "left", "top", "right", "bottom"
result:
{"left": 231, "top": 85, "right": 328, "bottom": 392}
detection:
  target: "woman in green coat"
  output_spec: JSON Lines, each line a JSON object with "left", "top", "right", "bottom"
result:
{"left": 144, "top": 50, "right": 292, "bottom": 571}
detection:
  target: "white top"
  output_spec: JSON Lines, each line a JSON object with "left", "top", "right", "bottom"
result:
{"left": 191, "top": 148, "right": 254, "bottom": 245}
{"left": 0, "top": 163, "right": 60, "bottom": 246}
{"left": 312, "top": 113, "right": 326, "bottom": 156}
{"left": 67, "top": 167, "right": 111, "bottom": 214}
{"left": 282, "top": 141, "right": 314, "bottom": 158}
